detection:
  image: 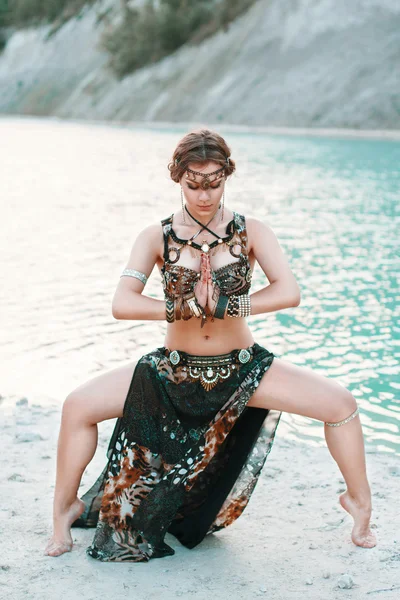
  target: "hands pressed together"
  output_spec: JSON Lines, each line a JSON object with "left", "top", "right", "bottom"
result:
{"left": 193, "top": 253, "right": 220, "bottom": 317}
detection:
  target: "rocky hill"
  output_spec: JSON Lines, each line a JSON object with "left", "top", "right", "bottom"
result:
{"left": 0, "top": 0, "right": 399, "bottom": 129}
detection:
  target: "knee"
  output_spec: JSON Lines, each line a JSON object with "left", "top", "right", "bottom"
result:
{"left": 330, "top": 388, "right": 358, "bottom": 422}
{"left": 62, "top": 392, "right": 90, "bottom": 424}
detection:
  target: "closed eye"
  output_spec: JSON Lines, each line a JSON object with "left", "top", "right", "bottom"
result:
{"left": 187, "top": 183, "right": 222, "bottom": 190}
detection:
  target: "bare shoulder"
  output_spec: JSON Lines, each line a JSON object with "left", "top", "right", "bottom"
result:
{"left": 135, "top": 221, "right": 164, "bottom": 242}
{"left": 132, "top": 221, "right": 164, "bottom": 255}
{"left": 244, "top": 215, "right": 276, "bottom": 252}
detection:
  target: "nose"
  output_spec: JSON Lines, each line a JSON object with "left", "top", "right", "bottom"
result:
{"left": 199, "top": 189, "right": 211, "bottom": 201}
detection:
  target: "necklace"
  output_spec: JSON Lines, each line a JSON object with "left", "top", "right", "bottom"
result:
{"left": 184, "top": 205, "right": 224, "bottom": 253}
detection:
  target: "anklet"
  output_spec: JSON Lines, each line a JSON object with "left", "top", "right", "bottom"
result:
{"left": 325, "top": 406, "right": 359, "bottom": 427}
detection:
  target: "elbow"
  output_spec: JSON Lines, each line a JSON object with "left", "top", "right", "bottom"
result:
{"left": 112, "top": 289, "right": 132, "bottom": 320}
{"left": 291, "top": 293, "right": 301, "bottom": 307}
{"left": 112, "top": 299, "right": 130, "bottom": 320}
{"left": 112, "top": 303, "right": 123, "bottom": 319}
{"left": 290, "top": 285, "right": 301, "bottom": 306}
{"left": 112, "top": 292, "right": 140, "bottom": 320}
{"left": 284, "top": 281, "right": 301, "bottom": 307}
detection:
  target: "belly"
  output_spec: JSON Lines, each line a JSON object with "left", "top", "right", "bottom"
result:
{"left": 164, "top": 317, "right": 255, "bottom": 355}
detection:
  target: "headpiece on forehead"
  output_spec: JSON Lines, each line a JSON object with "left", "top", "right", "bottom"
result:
{"left": 174, "top": 155, "right": 230, "bottom": 190}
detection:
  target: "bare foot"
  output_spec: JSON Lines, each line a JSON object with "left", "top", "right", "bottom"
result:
{"left": 44, "top": 498, "right": 86, "bottom": 557}
{"left": 339, "top": 491, "right": 377, "bottom": 548}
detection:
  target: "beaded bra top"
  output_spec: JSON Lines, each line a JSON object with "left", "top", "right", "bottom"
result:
{"left": 160, "top": 211, "right": 252, "bottom": 300}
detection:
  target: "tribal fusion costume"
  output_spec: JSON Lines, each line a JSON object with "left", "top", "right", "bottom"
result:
{"left": 71, "top": 197, "right": 283, "bottom": 561}
{"left": 71, "top": 161, "right": 359, "bottom": 562}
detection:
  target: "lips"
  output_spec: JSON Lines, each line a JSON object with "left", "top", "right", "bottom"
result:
{"left": 199, "top": 205, "right": 212, "bottom": 209}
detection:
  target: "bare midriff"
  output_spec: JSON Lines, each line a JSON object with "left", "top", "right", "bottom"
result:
{"left": 163, "top": 316, "right": 255, "bottom": 355}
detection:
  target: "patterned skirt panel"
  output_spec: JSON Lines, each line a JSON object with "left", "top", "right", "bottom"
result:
{"left": 71, "top": 342, "right": 282, "bottom": 562}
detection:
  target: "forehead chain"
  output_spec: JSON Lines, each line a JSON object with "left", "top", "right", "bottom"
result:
{"left": 186, "top": 165, "right": 225, "bottom": 178}
{"left": 185, "top": 164, "right": 226, "bottom": 189}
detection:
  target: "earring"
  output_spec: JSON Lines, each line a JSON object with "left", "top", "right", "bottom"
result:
{"left": 181, "top": 186, "right": 186, "bottom": 224}
{"left": 220, "top": 188, "right": 225, "bottom": 222}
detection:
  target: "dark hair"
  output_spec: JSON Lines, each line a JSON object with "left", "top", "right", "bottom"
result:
{"left": 168, "top": 128, "right": 236, "bottom": 183}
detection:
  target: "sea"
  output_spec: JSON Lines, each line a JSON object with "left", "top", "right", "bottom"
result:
{"left": 0, "top": 116, "right": 399, "bottom": 453}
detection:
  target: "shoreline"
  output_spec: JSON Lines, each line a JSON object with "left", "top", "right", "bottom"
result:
{"left": 2, "top": 114, "right": 400, "bottom": 142}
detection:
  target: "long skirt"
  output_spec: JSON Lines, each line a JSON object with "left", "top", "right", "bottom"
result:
{"left": 71, "top": 341, "right": 282, "bottom": 562}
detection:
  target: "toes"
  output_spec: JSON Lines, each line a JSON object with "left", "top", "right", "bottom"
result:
{"left": 44, "top": 541, "right": 72, "bottom": 556}
{"left": 352, "top": 531, "right": 377, "bottom": 548}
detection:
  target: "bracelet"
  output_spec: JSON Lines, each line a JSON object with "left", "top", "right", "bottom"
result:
{"left": 213, "top": 295, "right": 229, "bottom": 319}
{"left": 226, "top": 293, "right": 251, "bottom": 317}
{"left": 120, "top": 268, "right": 148, "bottom": 285}
{"left": 187, "top": 296, "right": 202, "bottom": 318}
{"left": 226, "top": 294, "right": 240, "bottom": 317}
{"left": 181, "top": 296, "right": 193, "bottom": 320}
{"left": 165, "top": 298, "right": 174, "bottom": 323}
{"left": 166, "top": 293, "right": 207, "bottom": 323}
{"left": 180, "top": 292, "right": 205, "bottom": 320}
{"left": 174, "top": 297, "right": 183, "bottom": 321}
{"left": 238, "top": 293, "right": 251, "bottom": 317}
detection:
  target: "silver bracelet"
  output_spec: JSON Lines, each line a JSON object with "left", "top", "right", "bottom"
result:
{"left": 120, "top": 268, "right": 148, "bottom": 285}
{"left": 238, "top": 294, "right": 251, "bottom": 317}
{"left": 240, "top": 294, "right": 251, "bottom": 317}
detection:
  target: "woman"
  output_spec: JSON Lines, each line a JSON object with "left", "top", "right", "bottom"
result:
{"left": 44, "top": 129, "right": 376, "bottom": 561}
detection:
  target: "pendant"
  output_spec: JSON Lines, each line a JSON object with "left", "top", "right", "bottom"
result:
{"left": 201, "top": 241, "right": 210, "bottom": 253}
{"left": 200, "top": 368, "right": 219, "bottom": 391}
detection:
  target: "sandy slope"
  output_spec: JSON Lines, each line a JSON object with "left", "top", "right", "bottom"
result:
{"left": 0, "top": 0, "right": 399, "bottom": 129}
{"left": 1, "top": 392, "right": 399, "bottom": 600}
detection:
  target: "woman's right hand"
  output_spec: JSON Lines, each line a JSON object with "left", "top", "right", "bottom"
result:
{"left": 193, "top": 253, "right": 209, "bottom": 309}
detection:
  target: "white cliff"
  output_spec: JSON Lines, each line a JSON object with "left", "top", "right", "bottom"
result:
{"left": 0, "top": 0, "right": 399, "bottom": 128}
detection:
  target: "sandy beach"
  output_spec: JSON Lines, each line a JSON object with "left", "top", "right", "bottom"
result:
{"left": 1, "top": 391, "right": 399, "bottom": 600}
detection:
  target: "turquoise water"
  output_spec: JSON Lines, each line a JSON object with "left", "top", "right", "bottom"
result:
{"left": 0, "top": 117, "right": 399, "bottom": 453}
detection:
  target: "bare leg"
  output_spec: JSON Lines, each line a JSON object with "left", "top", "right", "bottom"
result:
{"left": 44, "top": 360, "right": 138, "bottom": 557}
{"left": 324, "top": 419, "right": 376, "bottom": 548}
{"left": 247, "top": 357, "right": 377, "bottom": 548}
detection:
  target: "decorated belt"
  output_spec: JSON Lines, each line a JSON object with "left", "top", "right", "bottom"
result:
{"left": 162, "top": 345, "right": 255, "bottom": 391}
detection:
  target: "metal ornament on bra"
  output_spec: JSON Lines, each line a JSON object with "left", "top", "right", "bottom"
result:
{"left": 165, "top": 210, "right": 239, "bottom": 258}
{"left": 167, "top": 239, "right": 243, "bottom": 264}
